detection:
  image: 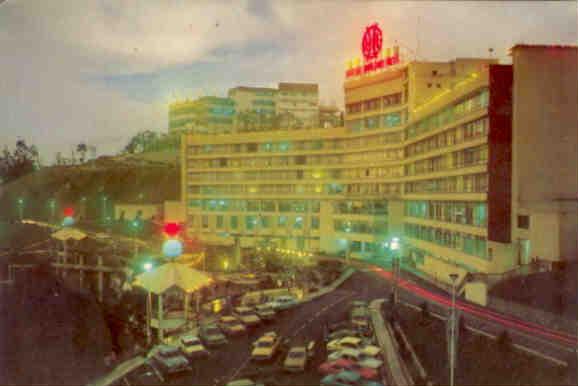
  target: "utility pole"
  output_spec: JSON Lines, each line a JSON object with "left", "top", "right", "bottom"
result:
{"left": 449, "top": 273, "right": 459, "bottom": 386}
{"left": 391, "top": 237, "right": 401, "bottom": 305}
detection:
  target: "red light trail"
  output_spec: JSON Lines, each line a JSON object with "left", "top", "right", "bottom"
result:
{"left": 371, "top": 267, "right": 577, "bottom": 347}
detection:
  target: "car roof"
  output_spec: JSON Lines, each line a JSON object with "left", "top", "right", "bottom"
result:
{"left": 340, "top": 337, "right": 362, "bottom": 344}
{"left": 336, "top": 348, "right": 361, "bottom": 356}
{"left": 181, "top": 335, "right": 200, "bottom": 342}
{"left": 289, "top": 346, "right": 306, "bottom": 352}
{"left": 226, "top": 379, "right": 255, "bottom": 386}
{"left": 362, "top": 345, "right": 381, "bottom": 356}
{"left": 235, "top": 306, "right": 251, "bottom": 312}
{"left": 221, "top": 316, "right": 236, "bottom": 321}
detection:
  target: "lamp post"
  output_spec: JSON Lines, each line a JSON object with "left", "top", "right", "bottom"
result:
{"left": 48, "top": 199, "right": 56, "bottom": 224}
{"left": 17, "top": 198, "right": 24, "bottom": 221}
{"left": 101, "top": 196, "right": 108, "bottom": 223}
{"left": 390, "top": 237, "right": 401, "bottom": 305}
{"left": 449, "top": 273, "right": 459, "bottom": 386}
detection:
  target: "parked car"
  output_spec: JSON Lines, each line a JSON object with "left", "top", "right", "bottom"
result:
{"left": 148, "top": 345, "right": 190, "bottom": 375}
{"left": 350, "top": 308, "right": 372, "bottom": 335}
{"left": 270, "top": 295, "right": 299, "bottom": 311}
{"left": 199, "top": 323, "right": 228, "bottom": 347}
{"left": 254, "top": 303, "right": 276, "bottom": 322}
{"left": 350, "top": 300, "right": 368, "bottom": 310}
{"left": 319, "top": 358, "right": 356, "bottom": 375}
{"left": 321, "top": 370, "right": 384, "bottom": 386}
{"left": 283, "top": 340, "right": 315, "bottom": 372}
{"left": 326, "top": 336, "right": 365, "bottom": 352}
{"left": 219, "top": 315, "right": 247, "bottom": 336}
{"left": 123, "top": 360, "right": 164, "bottom": 385}
{"left": 233, "top": 306, "right": 261, "bottom": 327}
{"left": 251, "top": 331, "right": 283, "bottom": 362}
{"left": 319, "top": 359, "right": 378, "bottom": 380}
{"left": 328, "top": 347, "right": 383, "bottom": 370}
{"left": 178, "top": 335, "right": 209, "bottom": 360}
{"left": 225, "top": 379, "right": 264, "bottom": 386}
{"left": 326, "top": 328, "right": 362, "bottom": 342}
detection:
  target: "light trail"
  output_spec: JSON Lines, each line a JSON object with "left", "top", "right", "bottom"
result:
{"left": 371, "top": 267, "right": 577, "bottom": 347}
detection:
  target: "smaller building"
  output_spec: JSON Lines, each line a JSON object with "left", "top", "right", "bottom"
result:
{"left": 319, "top": 105, "right": 343, "bottom": 128}
{"left": 228, "top": 86, "right": 277, "bottom": 132}
{"left": 169, "top": 96, "right": 235, "bottom": 135}
{"left": 276, "top": 82, "right": 319, "bottom": 129}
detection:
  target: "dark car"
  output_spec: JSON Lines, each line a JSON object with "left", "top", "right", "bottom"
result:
{"left": 199, "top": 324, "right": 228, "bottom": 347}
{"left": 148, "top": 345, "right": 190, "bottom": 375}
{"left": 124, "top": 360, "right": 164, "bottom": 385}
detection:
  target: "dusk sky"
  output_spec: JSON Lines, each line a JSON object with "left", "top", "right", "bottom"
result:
{"left": 0, "top": 1, "right": 576, "bottom": 163}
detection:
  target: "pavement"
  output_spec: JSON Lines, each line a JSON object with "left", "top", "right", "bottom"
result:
{"left": 370, "top": 299, "right": 412, "bottom": 386}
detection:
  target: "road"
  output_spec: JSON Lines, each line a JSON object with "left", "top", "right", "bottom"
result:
{"left": 163, "top": 271, "right": 386, "bottom": 386}
{"left": 367, "top": 266, "right": 576, "bottom": 367}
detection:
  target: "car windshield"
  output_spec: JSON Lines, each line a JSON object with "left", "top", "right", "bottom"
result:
{"left": 206, "top": 327, "right": 220, "bottom": 335}
{"left": 238, "top": 310, "right": 252, "bottom": 316}
{"left": 257, "top": 341, "right": 273, "bottom": 348}
{"left": 160, "top": 349, "right": 179, "bottom": 358}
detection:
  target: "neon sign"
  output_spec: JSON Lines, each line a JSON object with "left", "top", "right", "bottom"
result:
{"left": 346, "top": 23, "right": 401, "bottom": 78}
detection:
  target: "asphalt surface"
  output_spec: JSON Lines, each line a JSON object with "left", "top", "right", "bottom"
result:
{"left": 163, "top": 271, "right": 382, "bottom": 386}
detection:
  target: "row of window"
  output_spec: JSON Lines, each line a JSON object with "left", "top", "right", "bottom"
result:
{"left": 405, "top": 223, "right": 488, "bottom": 259}
{"left": 405, "top": 117, "right": 488, "bottom": 158}
{"left": 187, "top": 150, "right": 403, "bottom": 169}
{"left": 406, "top": 89, "right": 489, "bottom": 139}
{"left": 405, "top": 201, "right": 487, "bottom": 227}
{"left": 334, "top": 219, "right": 388, "bottom": 234}
{"left": 405, "top": 145, "right": 488, "bottom": 176}
{"left": 346, "top": 111, "right": 404, "bottom": 132}
{"left": 333, "top": 200, "right": 388, "bottom": 215}
{"left": 188, "top": 165, "right": 404, "bottom": 182}
{"left": 346, "top": 92, "right": 403, "bottom": 114}
{"left": 405, "top": 173, "right": 488, "bottom": 194}
{"left": 188, "top": 199, "right": 321, "bottom": 213}
{"left": 188, "top": 131, "right": 403, "bottom": 157}
{"left": 190, "top": 214, "right": 320, "bottom": 231}
{"left": 188, "top": 182, "right": 402, "bottom": 196}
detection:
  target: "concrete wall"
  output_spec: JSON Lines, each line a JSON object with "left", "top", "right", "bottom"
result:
{"left": 511, "top": 46, "right": 578, "bottom": 262}
{"left": 164, "top": 201, "right": 185, "bottom": 223}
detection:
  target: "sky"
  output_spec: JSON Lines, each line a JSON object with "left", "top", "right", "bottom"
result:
{"left": 0, "top": 0, "right": 576, "bottom": 163}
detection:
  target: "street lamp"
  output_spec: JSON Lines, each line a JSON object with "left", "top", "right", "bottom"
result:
{"left": 391, "top": 237, "right": 401, "bottom": 305}
{"left": 131, "top": 220, "right": 140, "bottom": 257}
{"left": 17, "top": 198, "right": 24, "bottom": 221}
{"left": 48, "top": 199, "right": 56, "bottom": 223}
{"left": 101, "top": 196, "right": 108, "bottom": 223}
{"left": 449, "top": 273, "right": 459, "bottom": 386}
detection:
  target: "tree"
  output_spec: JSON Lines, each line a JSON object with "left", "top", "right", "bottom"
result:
{"left": 0, "top": 139, "right": 39, "bottom": 183}
{"left": 76, "top": 143, "right": 87, "bottom": 163}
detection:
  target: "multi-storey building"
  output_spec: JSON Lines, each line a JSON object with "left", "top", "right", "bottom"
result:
{"left": 181, "top": 44, "right": 577, "bottom": 284}
{"left": 276, "top": 82, "right": 319, "bottom": 129}
{"left": 169, "top": 96, "right": 235, "bottom": 134}
{"left": 228, "top": 86, "right": 277, "bottom": 132}
{"left": 319, "top": 105, "right": 344, "bottom": 128}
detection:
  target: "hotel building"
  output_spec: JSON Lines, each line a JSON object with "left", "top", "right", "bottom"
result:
{"left": 181, "top": 44, "right": 577, "bottom": 284}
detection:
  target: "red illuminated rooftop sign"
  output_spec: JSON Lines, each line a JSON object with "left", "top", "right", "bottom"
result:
{"left": 346, "top": 23, "right": 401, "bottom": 78}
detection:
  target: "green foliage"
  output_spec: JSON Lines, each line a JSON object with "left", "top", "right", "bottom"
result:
{"left": 0, "top": 139, "right": 39, "bottom": 183}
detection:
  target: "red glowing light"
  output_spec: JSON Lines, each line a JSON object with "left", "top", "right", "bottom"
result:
{"left": 63, "top": 207, "right": 74, "bottom": 217}
{"left": 163, "top": 222, "right": 181, "bottom": 237}
{"left": 362, "top": 23, "right": 382, "bottom": 61}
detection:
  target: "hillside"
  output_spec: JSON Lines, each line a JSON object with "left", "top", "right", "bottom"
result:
{"left": 0, "top": 156, "right": 179, "bottom": 221}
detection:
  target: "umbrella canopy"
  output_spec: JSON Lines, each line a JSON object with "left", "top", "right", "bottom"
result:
{"left": 51, "top": 228, "right": 87, "bottom": 241}
{"left": 133, "top": 262, "right": 213, "bottom": 294}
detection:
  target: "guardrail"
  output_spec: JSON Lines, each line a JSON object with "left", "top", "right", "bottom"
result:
{"left": 370, "top": 299, "right": 413, "bottom": 386}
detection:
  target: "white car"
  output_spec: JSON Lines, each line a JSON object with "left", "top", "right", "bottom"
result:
{"left": 179, "top": 335, "right": 209, "bottom": 360}
{"left": 234, "top": 306, "right": 261, "bottom": 327}
{"left": 270, "top": 295, "right": 299, "bottom": 311}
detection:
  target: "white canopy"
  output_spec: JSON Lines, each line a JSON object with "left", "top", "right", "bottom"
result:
{"left": 51, "top": 228, "right": 87, "bottom": 241}
{"left": 133, "top": 262, "right": 213, "bottom": 294}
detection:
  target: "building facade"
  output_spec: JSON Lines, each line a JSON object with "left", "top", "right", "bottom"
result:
{"left": 228, "top": 86, "right": 277, "bottom": 132}
{"left": 181, "top": 45, "right": 577, "bottom": 282}
{"left": 169, "top": 96, "right": 235, "bottom": 134}
{"left": 276, "top": 83, "right": 319, "bottom": 129}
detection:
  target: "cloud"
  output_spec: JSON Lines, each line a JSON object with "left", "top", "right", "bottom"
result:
{"left": 0, "top": 1, "right": 576, "bottom": 162}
